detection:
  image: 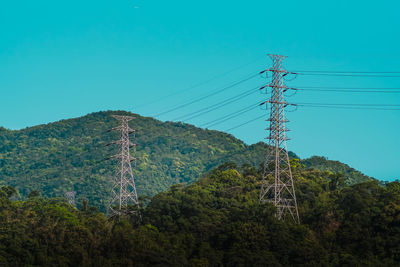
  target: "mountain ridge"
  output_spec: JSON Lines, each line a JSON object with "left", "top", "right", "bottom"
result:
{"left": 0, "top": 110, "right": 372, "bottom": 210}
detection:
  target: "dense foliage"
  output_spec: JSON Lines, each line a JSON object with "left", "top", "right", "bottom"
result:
{"left": 301, "top": 156, "right": 372, "bottom": 185}
{"left": 0, "top": 162, "right": 399, "bottom": 266}
{"left": 0, "top": 111, "right": 371, "bottom": 211}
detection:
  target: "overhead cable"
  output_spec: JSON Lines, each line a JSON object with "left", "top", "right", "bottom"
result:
{"left": 291, "top": 70, "right": 400, "bottom": 74}
{"left": 136, "top": 55, "right": 265, "bottom": 108}
{"left": 225, "top": 114, "right": 266, "bottom": 132}
{"left": 201, "top": 102, "right": 261, "bottom": 128}
{"left": 294, "top": 102, "right": 400, "bottom": 107}
{"left": 291, "top": 72, "right": 400, "bottom": 78}
{"left": 293, "top": 88, "right": 400, "bottom": 93}
{"left": 153, "top": 72, "right": 259, "bottom": 118}
{"left": 173, "top": 85, "right": 262, "bottom": 121}
{"left": 295, "top": 104, "right": 400, "bottom": 111}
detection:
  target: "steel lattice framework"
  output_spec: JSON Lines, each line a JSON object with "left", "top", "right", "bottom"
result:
{"left": 108, "top": 115, "right": 140, "bottom": 218}
{"left": 259, "top": 54, "right": 300, "bottom": 223}
{"left": 65, "top": 191, "right": 77, "bottom": 207}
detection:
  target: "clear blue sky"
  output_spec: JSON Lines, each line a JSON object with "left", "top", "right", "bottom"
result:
{"left": 1, "top": 0, "right": 399, "bottom": 181}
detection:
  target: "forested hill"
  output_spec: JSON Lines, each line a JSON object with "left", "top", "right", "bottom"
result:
{"left": 300, "top": 156, "right": 372, "bottom": 185}
{"left": 0, "top": 110, "right": 372, "bottom": 210}
{"left": 0, "top": 163, "right": 399, "bottom": 266}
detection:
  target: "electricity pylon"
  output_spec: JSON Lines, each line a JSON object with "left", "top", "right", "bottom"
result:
{"left": 107, "top": 115, "right": 140, "bottom": 218}
{"left": 259, "top": 54, "right": 300, "bottom": 223}
{"left": 65, "top": 191, "right": 76, "bottom": 207}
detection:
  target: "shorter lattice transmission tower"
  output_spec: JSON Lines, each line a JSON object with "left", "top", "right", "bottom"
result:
{"left": 259, "top": 54, "right": 300, "bottom": 223}
{"left": 65, "top": 191, "right": 77, "bottom": 207}
{"left": 107, "top": 115, "right": 140, "bottom": 218}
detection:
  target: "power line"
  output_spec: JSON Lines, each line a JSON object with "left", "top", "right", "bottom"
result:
{"left": 225, "top": 114, "right": 266, "bottom": 132}
{"left": 201, "top": 102, "right": 261, "bottom": 128}
{"left": 152, "top": 72, "right": 259, "bottom": 118}
{"left": 292, "top": 72, "right": 400, "bottom": 78}
{"left": 295, "top": 104, "right": 400, "bottom": 111}
{"left": 293, "top": 88, "right": 400, "bottom": 93}
{"left": 173, "top": 85, "right": 261, "bottom": 121}
{"left": 294, "top": 102, "right": 400, "bottom": 107}
{"left": 292, "top": 70, "right": 400, "bottom": 74}
{"left": 136, "top": 56, "right": 264, "bottom": 108}
{"left": 296, "top": 86, "right": 400, "bottom": 90}
{"left": 225, "top": 103, "right": 400, "bottom": 132}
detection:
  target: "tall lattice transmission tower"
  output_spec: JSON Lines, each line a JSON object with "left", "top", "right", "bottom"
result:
{"left": 107, "top": 115, "right": 140, "bottom": 218}
{"left": 259, "top": 54, "right": 300, "bottom": 223}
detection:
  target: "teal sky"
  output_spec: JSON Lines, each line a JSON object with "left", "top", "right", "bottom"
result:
{"left": 0, "top": 0, "right": 399, "bottom": 181}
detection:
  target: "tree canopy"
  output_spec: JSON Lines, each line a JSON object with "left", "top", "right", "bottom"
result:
{"left": 0, "top": 162, "right": 398, "bottom": 266}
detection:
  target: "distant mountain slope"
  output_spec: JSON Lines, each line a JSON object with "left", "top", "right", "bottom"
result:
{"left": 300, "top": 156, "right": 372, "bottom": 185}
{"left": 0, "top": 111, "right": 372, "bottom": 210}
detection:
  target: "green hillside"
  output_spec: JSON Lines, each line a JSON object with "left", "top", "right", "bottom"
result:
{"left": 301, "top": 156, "right": 372, "bottom": 185}
{"left": 0, "top": 111, "right": 372, "bottom": 210}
